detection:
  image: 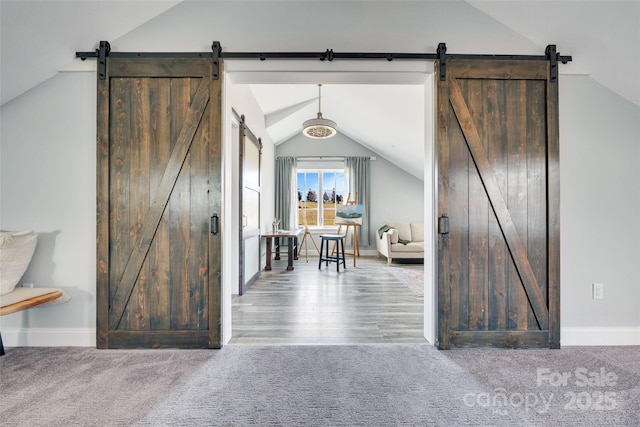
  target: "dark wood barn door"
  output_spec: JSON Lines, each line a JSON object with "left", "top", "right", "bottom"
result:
{"left": 436, "top": 59, "right": 560, "bottom": 349}
{"left": 96, "top": 57, "right": 223, "bottom": 349}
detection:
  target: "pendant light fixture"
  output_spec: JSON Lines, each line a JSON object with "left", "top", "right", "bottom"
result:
{"left": 302, "top": 84, "right": 337, "bottom": 139}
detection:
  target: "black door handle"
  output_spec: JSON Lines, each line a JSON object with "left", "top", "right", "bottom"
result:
{"left": 210, "top": 214, "right": 219, "bottom": 235}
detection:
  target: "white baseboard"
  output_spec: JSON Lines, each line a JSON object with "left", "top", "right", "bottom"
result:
{"left": 2, "top": 327, "right": 638, "bottom": 348}
{"left": 359, "top": 249, "right": 378, "bottom": 257}
{"left": 561, "top": 327, "right": 640, "bottom": 346}
{"left": 1, "top": 328, "right": 96, "bottom": 347}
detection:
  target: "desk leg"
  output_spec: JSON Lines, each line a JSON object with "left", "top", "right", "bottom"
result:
{"left": 265, "top": 237, "right": 273, "bottom": 271}
{"left": 274, "top": 237, "right": 281, "bottom": 260}
{"left": 353, "top": 227, "right": 358, "bottom": 267}
{"left": 287, "top": 238, "right": 295, "bottom": 271}
{"left": 293, "top": 237, "right": 299, "bottom": 260}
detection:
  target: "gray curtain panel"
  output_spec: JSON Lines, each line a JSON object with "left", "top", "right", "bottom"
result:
{"left": 345, "top": 156, "right": 370, "bottom": 246}
{"left": 275, "top": 156, "right": 296, "bottom": 231}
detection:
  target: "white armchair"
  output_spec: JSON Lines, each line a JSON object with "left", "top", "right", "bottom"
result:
{"left": 376, "top": 222, "right": 424, "bottom": 265}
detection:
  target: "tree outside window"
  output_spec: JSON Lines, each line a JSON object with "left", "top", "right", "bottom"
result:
{"left": 297, "top": 169, "right": 344, "bottom": 227}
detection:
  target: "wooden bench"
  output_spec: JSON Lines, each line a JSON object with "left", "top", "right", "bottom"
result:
{"left": 0, "top": 288, "right": 64, "bottom": 356}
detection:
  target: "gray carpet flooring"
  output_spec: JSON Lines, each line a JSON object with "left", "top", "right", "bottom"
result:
{"left": 1, "top": 344, "right": 639, "bottom": 426}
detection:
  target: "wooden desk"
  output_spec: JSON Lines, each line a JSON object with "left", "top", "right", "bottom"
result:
{"left": 262, "top": 229, "right": 303, "bottom": 271}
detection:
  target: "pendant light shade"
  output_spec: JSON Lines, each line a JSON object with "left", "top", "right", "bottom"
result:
{"left": 302, "top": 84, "right": 337, "bottom": 139}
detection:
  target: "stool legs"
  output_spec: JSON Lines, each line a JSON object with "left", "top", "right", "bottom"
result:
{"left": 326, "top": 239, "right": 331, "bottom": 268}
{"left": 318, "top": 236, "right": 346, "bottom": 272}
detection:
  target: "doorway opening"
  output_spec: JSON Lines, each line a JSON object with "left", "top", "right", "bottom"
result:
{"left": 222, "top": 60, "right": 437, "bottom": 346}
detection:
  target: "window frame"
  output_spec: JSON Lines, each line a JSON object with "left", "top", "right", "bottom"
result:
{"left": 296, "top": 168, "right": 345, "bottom": 229}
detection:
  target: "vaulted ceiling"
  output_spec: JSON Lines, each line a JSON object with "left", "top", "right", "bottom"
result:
{"left": 2, "top": 1, "right": 638, "bottom": 180}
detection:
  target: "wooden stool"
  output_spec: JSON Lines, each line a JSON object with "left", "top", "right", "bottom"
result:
{"left": 318, "top": 234, "right": 346, "bottom": 272}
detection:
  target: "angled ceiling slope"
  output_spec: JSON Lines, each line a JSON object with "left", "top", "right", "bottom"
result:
{"left": 247, "top": 82, "right": 427, "bottom": 180}
{"left": 2, "top": 1, "right": 638, "bottom": 180}
{"left": 0, "top": 1, "right": 181, "bottom": 105}
{"left": 468, "top": 0, "right": 640, "bottom": 107}
{"left": 2, "top": 1, "right": 638, "bottom": 109}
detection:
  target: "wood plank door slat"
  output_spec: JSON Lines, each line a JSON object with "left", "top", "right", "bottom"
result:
{"left": 148, "top": 78, "right": 172, "bottom": 331}
{"left": 436, "top": 63, "right": 452, "bottom": 350}
{"left": 546, "top": 66, "right": 561, "bottom": 349}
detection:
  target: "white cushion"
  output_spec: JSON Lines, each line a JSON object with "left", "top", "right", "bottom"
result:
{"left": 0, "top": 230, "right": 38, "bottom": 295}
{"left": 385, "top": 221, "right": 412, "bottom": 242}
{"left": 390, "top": 242, "right": 424, "bottom": 253}
{"left": 410, "top": 223, "right": 425, "bottom": 242}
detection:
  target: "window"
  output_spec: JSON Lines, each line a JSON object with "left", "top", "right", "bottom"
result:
{"left": 297, "top": 169, "right": 345, "bottom": 227}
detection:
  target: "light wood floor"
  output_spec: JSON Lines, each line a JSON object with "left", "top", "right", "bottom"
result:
{"left": 230, "top": 255, "right": 426, "bottom": 345}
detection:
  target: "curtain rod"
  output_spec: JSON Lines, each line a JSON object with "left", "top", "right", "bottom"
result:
{"left": 280, "top": 156, "right": 376, "bottom": 161}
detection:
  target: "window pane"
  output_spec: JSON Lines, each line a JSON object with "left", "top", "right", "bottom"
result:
{"left": 296, "top": 170, "right": 344, "bottom": 228}
{"left": 297, "top": 172, "right": 318, "bottom": 226}
{"left": 323, "top": 207, "right": 336, "bottom": 226}
{"left": 335, "top": 173, "right": 345, "bottom": 204}
{"left": 321, "top": 171, "right": 344, "bottom": 226}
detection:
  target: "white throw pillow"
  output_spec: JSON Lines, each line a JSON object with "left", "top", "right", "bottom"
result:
{"left": 410, "top": 223, "right": 425, "bottom": 242}
{"left": 386, "top": 221, "right": 412, "bottom": 242}
{"left": 0, "top": 230, "right": 38, "bottom": 295}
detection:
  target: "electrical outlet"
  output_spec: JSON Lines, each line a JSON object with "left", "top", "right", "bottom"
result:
{"left": 592, "top": 283, "right": 604, "bottom": 300}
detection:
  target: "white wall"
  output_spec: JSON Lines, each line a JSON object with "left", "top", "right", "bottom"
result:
{"left": 0, "top": 70, "right": 276, "bottom": 347}
{"left": 223, "top": 77, "right": 275, "bottom": 344}
{"left": 225, "top": 80, "right": 275, "bottom": 238}
{"left": 423, "top": 74, "right": 436, "bottom": 345}
{"left": 0, "top": 71, "right": 97, "bottom": 344}
{"left": 276, "top": 132, "right": 424, "bottom": 250}
{"left": 559, "top": 75, "right": 640, "bottom": 343}
{"left": 2, "top": 73, "right": 639, "bottom": 347}
{"left": 1, "top": 1, "right": 639, "bottom": 346}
